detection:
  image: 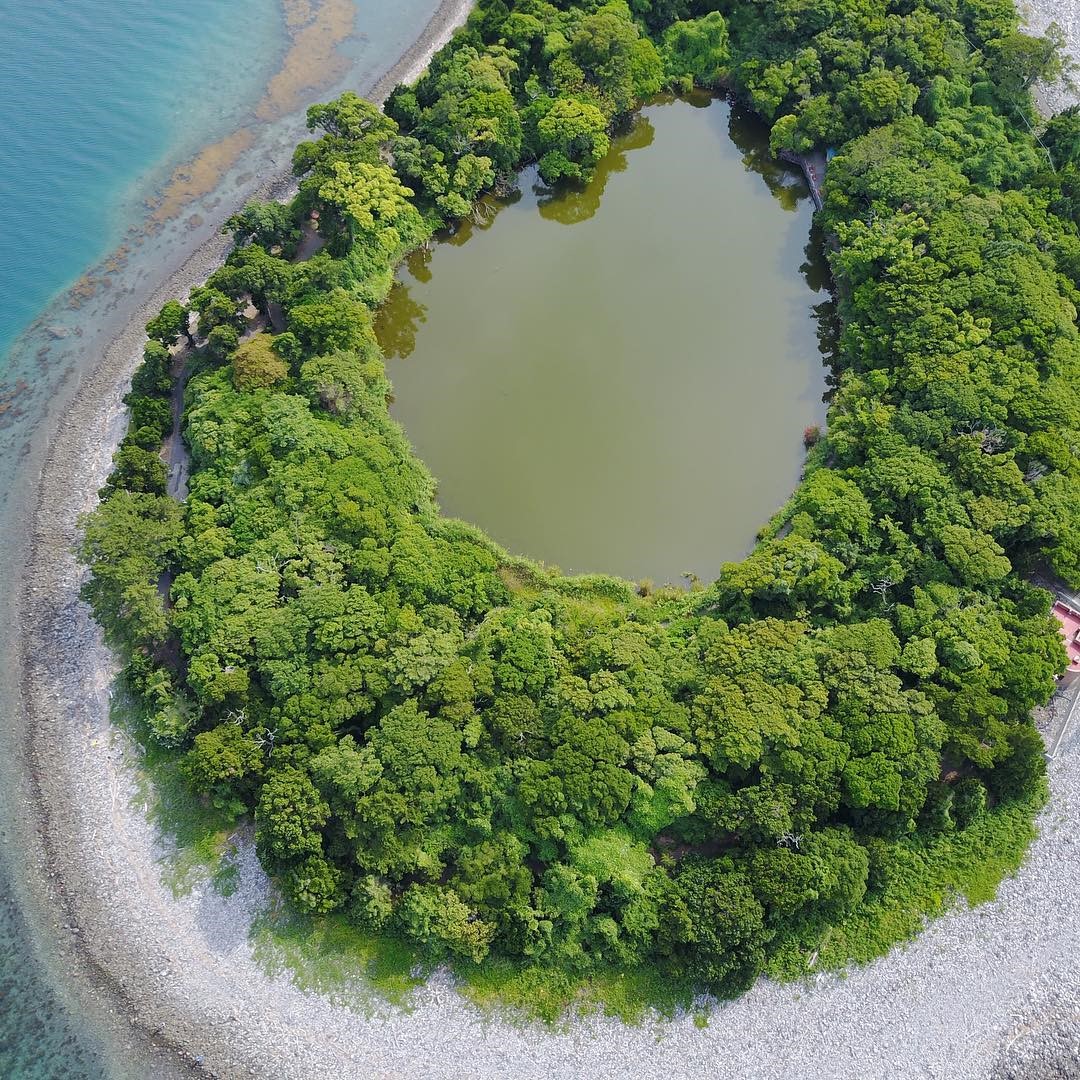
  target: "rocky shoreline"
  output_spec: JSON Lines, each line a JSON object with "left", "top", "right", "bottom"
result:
{"left": 13, "top": 3, "right": 1080, "bottom": 1078}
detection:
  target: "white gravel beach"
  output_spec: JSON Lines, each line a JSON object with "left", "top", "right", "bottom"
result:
{"left": 13, "top": 2, "right": 1080, "bottom": 1078}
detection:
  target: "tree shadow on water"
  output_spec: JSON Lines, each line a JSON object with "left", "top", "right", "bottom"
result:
{"left": 375, "top": 280, "right": 428, "bottom": 361}
{"left": 727, "top": 102, "right": 809, "bottom": 212}
{"left": 535, "top": 113, "right": 657, "bottom": 226}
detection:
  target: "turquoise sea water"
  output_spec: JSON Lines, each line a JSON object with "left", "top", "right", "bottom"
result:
{"left": 0, "top": 1, "right": 443, "bottom": 1075}
{"left": 0, "top": 0, "right": 284, "bottom": 361}
{"left": 0, "top": 7, "right": 280, "bottom": 1072}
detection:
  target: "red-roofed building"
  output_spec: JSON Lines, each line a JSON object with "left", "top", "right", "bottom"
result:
{"left": 1052, "top": 601, "right": 1080, "bottom": 687}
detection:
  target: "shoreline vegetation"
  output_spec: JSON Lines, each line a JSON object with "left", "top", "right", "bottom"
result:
{"left": 16, "top": 0, "right": 1080, "bottom": 1075}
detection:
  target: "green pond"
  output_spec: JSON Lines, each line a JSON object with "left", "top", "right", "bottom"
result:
{"left": 375, "top": 94, "right": 831, "bottom": 584}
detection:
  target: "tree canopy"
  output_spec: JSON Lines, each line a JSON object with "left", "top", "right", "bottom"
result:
{"left": 80, "top": 0, "right": 1070, "bottom": 1009}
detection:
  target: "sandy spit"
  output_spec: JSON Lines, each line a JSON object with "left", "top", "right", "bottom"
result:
{"left": 13, "top": 3, "right": 1080, "bottom": 1079}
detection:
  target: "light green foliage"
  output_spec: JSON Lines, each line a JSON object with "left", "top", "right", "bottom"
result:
{"left": 298, "top": 345, "right": 387, "bottom": 420}
{"left": 231, "top": 334, "right": 288, "bottom": 392}
{"left": 397, "top": 884, "right": 496, "bottom": 962}
{"left": 537, "top": 97, "right": 611, "bottom": 183}
{"left": 661, "top": 12, "right": 730, "bottom": 89}
{"left": 317, "top": 160, "right": 422, "bottom": 254}
{"left": 287, "top": 288, "right": 373, "bottom": 354}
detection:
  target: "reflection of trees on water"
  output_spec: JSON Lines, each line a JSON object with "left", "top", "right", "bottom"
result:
{"left": 382, "top": 95, "right": 840, "bottom": 377}
{"left": 725, "top": 92, "right": 840, "bottom": 405}
{"left": 377, "top": 244, "right": 433, "bottom": 360}
{"left": 378, "top": 189, "right": 529, "bottom": 359}
{"left": 727, "top": 101, "right": 807, "bottom": 213}
{"left": 800, "top": 222, "right": 841, "bottom": 402}
{"left": 800, "top": 221, "right": 831, "bottom": 293}
{"left": 814, "top": 298, "right": 842, "bottom": 401}
{"left": 376, "top": 281, "right": 428, "bottom": 360}
{"left": 406, "top": 244, "right": 434, "bottom": 283}
{"left": 535, "top": 114, "right": 656, "bottom": 225}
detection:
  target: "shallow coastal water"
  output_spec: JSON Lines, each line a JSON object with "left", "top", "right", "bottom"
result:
{"left": 378, "top": 96, "right": 830, "bottom": 582}
{"left": 0, "top": 0, "right": 283, "bottom": 362}
{"left": 0, "top": 1, "right": 451, "bottom": 1075}
{"left": 0, "top": 0, "right": 448, "bottom": 519}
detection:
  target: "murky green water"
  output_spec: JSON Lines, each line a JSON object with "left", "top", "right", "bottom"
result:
{"left": 376, "top": 95, "right": 831, "bottom": 584}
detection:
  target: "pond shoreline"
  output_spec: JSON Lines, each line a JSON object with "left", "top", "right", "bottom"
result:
{"left": 12, "top": 4, "right": 1080, "bottom": 1080}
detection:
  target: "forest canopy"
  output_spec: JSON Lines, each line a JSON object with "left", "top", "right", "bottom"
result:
{"left": 80, "top": 0, "right": 1076, "bottom": 1004}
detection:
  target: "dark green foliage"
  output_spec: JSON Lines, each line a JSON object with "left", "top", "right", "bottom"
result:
{"left": 79, "top": 491, "right": 183, "bottom": 647}
{"left": 131, "top": 341, "right": 173, "bottom": 397}
{"left": 206, "top": 323, "right": 240, "bottom": 362}
{"left": 224, "top": 200, "right": 302, "bottom": 256}
{"left": 78, "top": 0, "right": 1070, "bottom": 1008}
{"left": 101, "top": 442, "right": 168, "bottom": 497}
{"left": 673, "top": 860, "right": 768, "bottom": 995}
{"left": 189, "top": 285, "right": 242, "bottom": 337}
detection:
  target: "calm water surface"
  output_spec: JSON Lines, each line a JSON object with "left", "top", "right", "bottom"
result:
{"left": 377, "top": 96, "right": 831, "bottom": 583}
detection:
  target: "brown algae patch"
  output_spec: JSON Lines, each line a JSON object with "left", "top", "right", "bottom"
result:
{"left": 148, "top": 128, "right": 257, "bottom": 224}
{"left": 149, "top": 0, "right": 357, "bottom": 225}
{"left": 284, "top": 0, "right": 317, "bottom": 29}
{"left": 255, "top": 0, "right": 357, "bottom": 121}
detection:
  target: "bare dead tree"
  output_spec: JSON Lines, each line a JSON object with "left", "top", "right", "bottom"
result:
{"left": 870, "top": 577, "right": 896, "bottom": 610}
{"left": 254, "top": 727, "right": 278, "bottom": 754}
{"left": 471, "top": 199, "right": 496, "bottom": 226}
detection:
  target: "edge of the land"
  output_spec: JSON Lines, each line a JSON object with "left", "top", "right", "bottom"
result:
{"left": 10, "top": 3, "right": 473, "bottom": 1076}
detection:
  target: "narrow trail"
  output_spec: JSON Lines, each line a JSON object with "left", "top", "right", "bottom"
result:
{"left": 163, "top": 341, "right": 194, "bottom": 502}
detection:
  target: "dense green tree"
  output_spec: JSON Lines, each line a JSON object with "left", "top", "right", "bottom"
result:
{"left": 286, "top": 288, "right": 373, "bottom": 354}
{"left": 78, "top": 0, "right": 1067, "bottom": 1005}
{"left": 224, "top": 200, "right": 301, "bottom": 255}
{"left": 231, "top": 334, "right": 289, "bottom": 391}
{"left": 661, "top": 12, "right": 730, "bottom": 90}
{"left": 537, "top": 97, "right": 611, "bottom": 182}
{"left": 145, "top": 300, "right": 187, "bottom": 348}
{"left": 79, "top": 491, "right": 182, "bottom": 646}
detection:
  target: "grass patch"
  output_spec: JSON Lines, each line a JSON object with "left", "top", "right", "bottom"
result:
{"left": 212, "top": 853, "right": 241, "bottom": 898}
{"left": 112, "top": 692, "right": 239, "bottom": 897}
{"left": 460, "top": 958, "right": 699, "bottom": 1027}
{"left": 250, "top": 908, "right": 424, "bottom": 1013}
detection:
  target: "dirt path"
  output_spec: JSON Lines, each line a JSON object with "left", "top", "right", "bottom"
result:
{"left": 162, "top": 343, "right": 194, "bottom": 501}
